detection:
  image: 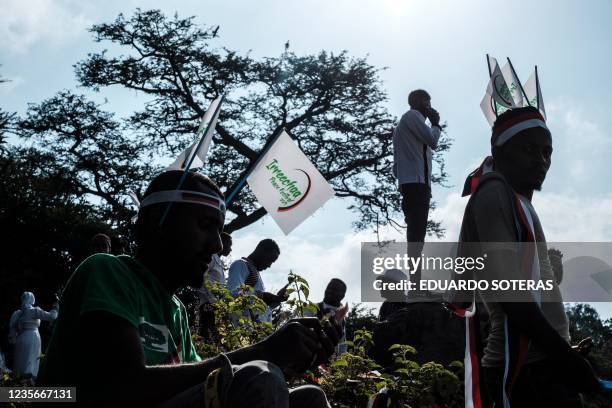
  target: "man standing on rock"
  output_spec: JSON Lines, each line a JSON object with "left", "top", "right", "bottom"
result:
{"left": 392, "top": 89, "right": 442, "bottom": 292}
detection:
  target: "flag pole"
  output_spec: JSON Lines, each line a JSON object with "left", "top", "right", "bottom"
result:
{"left": 224, "top": 127, "right": 285, "bottom": 207}
{"left": 507, "top": 57, "right": 530, "bottom": 107}
{"left": 486, "top": 54, "right": 499, "bottom": 117}
{"left": 158, "top": 95, "right": 225, "bottom": 226}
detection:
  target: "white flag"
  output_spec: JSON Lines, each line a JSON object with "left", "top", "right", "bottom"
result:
{"left": 166, "top": 96, "right": 223, "bottom": 171}
{"left": 480, "top": 78, "right": 511, "bottom": 127}
{"left": 487, "top": 56, "right": 516, "bottom": 109}
{"left": 480, "top": 88, "right": 497, "bottom": 127}
{"left": 501, "top": 61, "right": 523, "bottom": 107}
{"left": 523, "top": 70, "right": 546, "bottom": 119}
{"left": 246, "top": 131, "right": 335, "bottom": 235}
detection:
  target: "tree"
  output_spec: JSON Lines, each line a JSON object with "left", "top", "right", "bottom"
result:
{"left": 66, "top": 9, "right": 450, "bottom": 235}
{"left": 565, "top": 304, "right": 612, "bottom": 408}
{"left": 0, "top": 70, "right": 17, "bottom": 148}
{"left": 19, "top": 91, "right": 155, "bottom": 232}
{"left": 0, "top": 146, "right": 112, "bottom": 349}
{"left": 566, "top": 303, "right": 612, "bottom": 378}
{"left": 1, "top": 8, "right": 455, "bottom": 350}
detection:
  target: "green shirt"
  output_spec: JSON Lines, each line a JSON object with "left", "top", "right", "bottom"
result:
{"left": 38, "top": 254, "right": 200, "bottom": 386}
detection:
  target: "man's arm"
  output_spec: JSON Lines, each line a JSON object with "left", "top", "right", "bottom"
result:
{"left": 402, "top": 111, "right": 441, "bottom": 148}
{"left": 485, "top": 254, "right": 601, "bottom": 393}
{"left": 258, "top": 291, "right": 288, "bottom": 305}
{"left": 33, "top": 306, "right": 58, "bottom": 321}
{"left": 78, "top": 312, "right": 341, "bottom": 405}
{"left": 481, "top": 250, "right": 572, "bottom": 356}
{"left": 77, "top": 311, "right": 268, "bottom": 405}
{"left": 472, "top": 182, "right": 602, "bottom": 392}
{"left": 473, "top": 182, "right": 573, "bottom": 353}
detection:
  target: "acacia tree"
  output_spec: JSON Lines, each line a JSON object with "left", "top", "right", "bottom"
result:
{"left": 20, "top": 9, "right": 451, "bottom": 236}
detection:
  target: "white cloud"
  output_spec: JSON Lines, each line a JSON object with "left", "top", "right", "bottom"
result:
{"left": 0, "top": 0, "right": 91, "bottom": 54}
{"left": 546, "top": 99, "right": 611, "bottom": 189}
{"left": 533, "top": 193, "right": 612, "bottom": 241}
{"left": 429, "top": 192, "right": 469, "bottom": 242}
{"left": 431, "top": 190, "right": 612, "bottom": 242}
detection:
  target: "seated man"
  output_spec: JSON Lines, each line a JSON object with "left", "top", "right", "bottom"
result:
{"left": 227, "top": 239, "right": 288, "bottom": 323}
{"left": 305, "top": 279, "right": 348, "bottom": 355}
{"left": 377, "top": 269, "right": 409, "bottom": 322}
{"left": 38, "top": 170, "right": 339, "bottom": 408}
{"left": 199, "top": 231, "right": 232, "bottom": 340}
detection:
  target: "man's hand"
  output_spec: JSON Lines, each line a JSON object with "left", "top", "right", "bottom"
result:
{"left": 276, "top": 284, "right": 290, "bottom": 302}
{"left": 260, "top": 291, "right": 286, "bottom": 305}
{"left": 573, "top": 337, "right": 594, "bottom": 357}
{"left": 334, "top": 303, "right": 349, "bottom": 322}
{"left": 257, "top": 317, "right": 341, "bottom": 377}
{"left": 428, "top": 108, "right": 440, "bottom": 127}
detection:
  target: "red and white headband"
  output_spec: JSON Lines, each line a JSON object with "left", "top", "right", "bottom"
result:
{"left": 491, "top": 111, "right": 549, "bottom": 147}
{"left": 140, "top": 190, "right": 226, "bottom": 215}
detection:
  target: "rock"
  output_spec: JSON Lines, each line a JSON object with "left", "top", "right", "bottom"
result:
{"left": 372, "top": 302, "right": 465, "bottom": 367}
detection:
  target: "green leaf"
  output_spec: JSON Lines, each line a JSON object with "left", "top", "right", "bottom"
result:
{"left": 299, "top": 284, "right": 310, "bottom": 299}
{"left": 332, "top": 359, "right": 349, "bottom": 367}
{"left": 296, "top": 275, "right": 309, "bottom": 286}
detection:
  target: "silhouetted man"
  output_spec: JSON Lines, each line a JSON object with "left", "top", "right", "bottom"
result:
{"left": 392, "top": 89, "right": 441, "bottom": 292}
{"left": 199, "top": 232, "right": 232, "bottom": 339}
{"left": 307, "top": 279, "right": 348, "bottom": 355}
{"left": 227, "top": 239, "right": 289, "bottom": 322}
{"left": 38, "top": 171, "right": 339, "bottom": 407}
{"left": 376, "top": 269, "right": 409, "bottom": 322}
{"left": 459, "top": 107, "right": 602, "bottom": 407}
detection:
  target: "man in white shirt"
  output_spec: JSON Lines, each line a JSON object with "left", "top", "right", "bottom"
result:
{"left": 392, "top": 89, "right": 442, "bottom": 291}
{"left": 227, "top": 239, "right": 288, "bottom": 322}
{"left": 205, "top": 232, "right": 233, "bottom": 290}
{"left": 199, "top": 232, "right": 232, "bottom": 338}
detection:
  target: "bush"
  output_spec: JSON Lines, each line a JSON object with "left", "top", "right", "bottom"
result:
{"left": 318, "top": 329, "right": 463, "bottom": 407}
{"left": 191, "top": 275, "right": 464, "bottom": 407}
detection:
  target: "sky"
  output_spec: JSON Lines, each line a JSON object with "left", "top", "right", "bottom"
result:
{"left": 1, "top": 0, "right": 611, "bottom": 318}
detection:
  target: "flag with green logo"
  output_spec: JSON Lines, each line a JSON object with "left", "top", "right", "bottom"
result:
{"left": 246, "top": 131, "right": 335, "bottom": 234}
{"left": 481, "top": 56, "right": 523, "bottom": 126}
{"left": 523, "top": 69, "right": 546, "bottom": 119}
{"left": 501, "top": 61, "right": 523, "bottom": 107}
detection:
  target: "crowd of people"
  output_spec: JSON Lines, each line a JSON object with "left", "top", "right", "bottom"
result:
{"left": 3, "top": 88, "right": 607, "bottom": 407}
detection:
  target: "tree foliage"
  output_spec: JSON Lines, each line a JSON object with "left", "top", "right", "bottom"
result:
{"left": 0, "top": 147, "right": 112, "bottom": 348}
{"left": 67, "top": 8, "right": 450, "bottom": 234}
{"left": 0, "top": 70, "right": 17, "bottom": 147}
{"left": 19, "top": 91, "right": 155, "bottom": 231}
{"left": 566, "top": 303, "right": 612, "bottom": 378}
{"left": 5, "top": 9, "right": 453, "bottom": 253}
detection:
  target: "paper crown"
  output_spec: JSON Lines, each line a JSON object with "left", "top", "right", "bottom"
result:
{"left": 480, "top": 55, "right": 546, "bottom": 127}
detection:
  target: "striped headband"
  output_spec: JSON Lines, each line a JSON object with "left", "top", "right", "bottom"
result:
{"left": 140, "top": 190, "right": 226, "bottom": 215}
{"left": 491, "top": 111, "right": 549, "bottom": 147}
